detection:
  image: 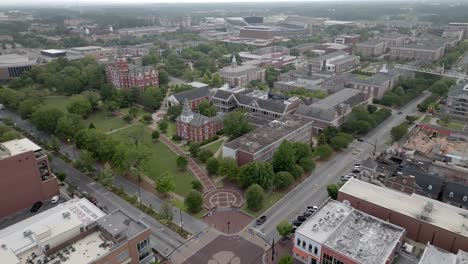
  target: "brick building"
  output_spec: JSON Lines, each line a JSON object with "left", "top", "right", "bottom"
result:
{"left": 0, "top": 138, "right": 59, "bottom": 218}
{"left": 306, "top": 51, "right": 359, "bottom": 73}
{"left": 105, "top": 58, "right": 159, "bottom": 89}
{"left": 293, "top": 199, "right": 405, "bottom": 264}
{"left": 219, "top": 56, "right": 265, "bottom": 87}
{"left": 0, "top": 198, "right": 154, "bottom": 264}
{"left": 355, "top": 40, "right": 387, "bottom": 57}
{"left": 389, "top": 42, "right": 445, "bottom": 62}
{"left": 176, "top": 99, "right": 223, "bottom": 143}
{"left": 334, "top": 34, "right": 360, "bottom": 45}
{"left": 239, "top": 26, "right": 276, "bottom": 40}
{"left": 223, "top": 115, "right": 313, "bottom": 165}
{"left": 338, "top": 178, "right": 468, "bottom": 253}
{"left": 166, "top": 86, "right": 211, "bottom": 109}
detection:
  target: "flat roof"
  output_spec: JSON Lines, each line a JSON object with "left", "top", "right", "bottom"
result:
{"left": 0, "top": 54, "right": 33, "bottom": 65}
{"left": 340, "top": 178, "right": 468, "bottom": 238}
{"left": 419, "top": 244, "right": 457, "bottom": 264}
{"left": 69, "top": 46, "right": 102, "bottom": 51}
{"left": 297, "top": 200, "right": 405, "bottom": 264}
{"left": 224, "top": 115, "right": 312, "bottom": 154}
{"left": 0, "top": 138, "right": 41, "bottom": 158}
{"left": 0, "top": 198, "right": 105, "bottom": 263}
{"left": 40, "top": 49, "right": 66, "bottom": 54}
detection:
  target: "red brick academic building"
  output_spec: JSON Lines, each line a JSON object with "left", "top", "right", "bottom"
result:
{"left": 105, "top": 58, "right": 159, "bottom": 89}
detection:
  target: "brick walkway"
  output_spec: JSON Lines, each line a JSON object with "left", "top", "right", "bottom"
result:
{"left": 159, "top": 135, "right": 216, "bottom": 193}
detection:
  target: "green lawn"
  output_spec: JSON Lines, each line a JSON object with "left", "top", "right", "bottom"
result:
{"left": 171, "top": 198, "right": 207, "bottom": 219}
{"left": 422, "top": 116, "right": 432, "bottom": 124}
{"left": 166, "top": 121, "right": 177, "bottom": 136}
{"left": 84, "top": 111, "right": 128, "bottom": 132}
{"left": 109, "top": 124, "right": 197, "bottom": 197}
{"left": 436, "top": 119, "right": 465, "bottom": 130}
{"left": 241, "top": 191, "right": 286, "bottom": 218}
{"left": 43, "top": 96, "right": 70, "bottom": 112}
{"left": 202, "top": 140, "right": 223, "bottom": 155}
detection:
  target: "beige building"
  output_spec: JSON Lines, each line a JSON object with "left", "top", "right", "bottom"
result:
{"left": 219, "top": 57, "right": 266, "bottom": 87}
{"left": 354, "top": 40, "right": 387, "bottom": 57}
{"left": 389, "top": 42, "right": 445, "bottom": 62}
{"left": 0, "top": 54, "right": 36, "bottom": 80}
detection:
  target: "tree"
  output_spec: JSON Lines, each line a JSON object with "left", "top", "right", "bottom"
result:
{"left": 223, "top": 111, "right": 252, "bottom": 138}
{"left": 89, "top": 122, "right": 96, "bottom": 129}
{"left": 329, "top": 133, "right": 353, "bottom": 151}
{"left": 185, "top": 190, "right": 203, "bottom": 213}
{"left": 31, "top": 107, "right": 64, "bottom": 134}
{"left": 129, "top": 106, "right": 139, "bottom": 118}
{"left": 158, "top": 69, "right": 170, "bottom": 86}
{"left": 197, "top": 100, "right": 217, "bottom": 117}
{"left": 291, "top": 142, "right": 312, "bottom": 163}
{"left": 176, "top": 156, "right": 188, "bottom": 171}
{"left": 18, "top": 99, "right": 40, "bottom": 119}
{"left": 391, "top": 123, "right": 409, "bottom": 141}
{"left": 272, "top": 141, "right": 296, "bottom": 173}
{"left": 67, "top": 95, "right": 92, "bottom": 118}
{"left": 274, "top": 171, "right": 294, "bottom": 189}
{"left": 198, "top": 149, "right": 213, "bottom": 163}
{"left": 316, "top": 144, "right": 333, "bottom": 160}
{"left": 158, "top": 120, "right": 168, "bottom": 133}
{"left": 239, "top": 161, "right": 275, "bottom": 190}
{"left": 211, "top": 73, "right": 223, "bottom": 87}
{"left": 245, "top": 184, "right": 265, "bottom": 211}
{"left": 405, "top": 115, "right": 419, "bottom": 123}
{"left": 161, "top": 201, "right": 174, "bottom": 222}
{"left": 218, "top": 157, "right": 239, "bottom": 181}
{"left": 142, "top": 113, "right": 153, "bottom": 124}
{"left": 56, "top": 172, "right": 67, "bottom": 182}
{"left": 98, "top": 163, "right": 114, "bottom": 187}
{"left": 139, "top": 87, "right": 164, "bottom": 111}
{"left": 290, "top": 164, "right": 304, "bottom": 179}
{"left": 56, "top": 114, "right": 85, "bottom": 139}
{"left": 81, "top": 91, "right": 101, "bottom": 111}
{"left": 278, "top": 256, "right": 294, "bottom": 264}
{"left": 367, "top": 104, "right": 377, "bottom": 114}
{"left": 151, "top": 130, "right": 160, "bottom": 142}
{"left": 299, "top": 157, "right": 315, "bottom": 172}
{"left": 189, "top": 142, "right": 201, "bottom": 157}
{"left": 167, "top": 105, "right": 183, "bottom": 121}
{"left": 75, "top": 150, "right": 95, "bottom": 173}
{"left": 206, "top": 157, "right": 219, "bottom": 175}
{"left": 276, "top": 220, "right": 293, "bottom": 239}
{"left": 155, "top": 171, "right": 175, "bottom": 195}
{"left": 191, "top": 180, "right": 203, "bottom": 191}
{"left": 327, "top": 183, "right": 340, "bottom": 200}
{"left": 123, "top": 114, "right": 133, "bottom": 123}
{"left": 202, "top": 72, "right": 211, "bottom": 84}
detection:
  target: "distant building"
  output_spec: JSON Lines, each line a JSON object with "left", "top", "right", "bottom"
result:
{"left": 219, "top": 57, "right": 266, "bottom": 87}
{"left": 176, "top": 100, "right": 223, "bottom": 143}
{"left": 375, "top": 32, "right": 408, "bottom": 48}
{"left": 293, "top": 199, "right": 405, "bottom": 264}
{"left": 40, "top": 49, "right": 67, "bottom": 58}
{"left": 445, "top": 81, "right": 468, "bottom": 121}
{"left": 67, "top": 46, "right": 116, "bottom": 60}
{"left": 305, "top": 51, "right": 360, "bottom": 73}
{"left": 447, "top": 22, "right": 468, "bottom": 39}
{"left": 355, "top": 40, "right": 387, "bottom": 57}
{"left": 105, "top": 58, "right": 159, "bottom": 89}
{"left": 239, "top": 26, "right": 276, "bottom": 40}
{"left": 273, "top": 76, "right": 325, "bottom": 92}
{"left": 0, "top": 54, "right": 36, "bottom": 80}
{"left": 338, "top": 178, "right": 468, "bottom": 253}
{"left": 389, "top": 42, "right": 445, "bottom": 61}
{"left": 314, "top": 43, "right": 353, "bottom": 54}
{"left": 243, "top": 16, "right": 263, "bottom": 24}
{"left": 166, "top": 86, "right": 211, "bottom": 109}
{"left": 0, "top": 198, "right": 154, "bottom": 264}
{"left": 117, "top": 26, "right": 177, "bottom": 37}
{"left": 295, "top": 88, "right": 372, "bottom": 134}
{"left": 334, "top": 34, "right": 360, "bottom": 45}
{"left": 0, "top": 138, "right": 58, "bottom": 218}
{"left": 419, "top": 243, "right": 468, "bottom": 264}
{"left": 223, "top": 115, "right": 313, "bottom": 165}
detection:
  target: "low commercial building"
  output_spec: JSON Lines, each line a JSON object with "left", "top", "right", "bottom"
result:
{"left": 67, "top": 46, "right": 116, "bottom": 60}
{"left": 219, "top": 57, "right": 266, "bottom": 87}
{"left": 314, "top": 43, "right": 353, "bottom": 54}
{"left": 293, "top": 199, "right": 405, "bottom": 264}
{"left": 338, "top": 178, "right": 468, "bottom": 253}
{"left": 0, "top": 198, "right": 154, "bottom": 264}
{"left": 295, "top": 88, "right": 372, "bottom": 133}
{"left": 389, "top": 42, "right": 445, "bottom": 61}
{"left": 334, "top": 34, "right": 360, "bottom": 45}
{"left": 444, "top": 81, "right": 468, "bottom": 121}
{"left": 0, "top": 138, "right": 59, "bottom": 218}
{"left": 306, "top": 51, "right": 359, "bottom": 73}
{"left": 355, "top": 40, "right": 387, "bottom": 57}
{"left": 419, "top": 243, "right": 468, "bottom": 264}
{"left": 223, "top": 115, "right": 313, "bottom": 165}
{"left": 105, "top": 58, "right": 159, "bottom": 89}
{"left": 176, "top": 99, "right": 223, "bottom": 143}
{"left": 166, "top": 86, "right": 211, "bottom": 109}
{"left": 0, "top": 54, "right": 36, "bottom": 80}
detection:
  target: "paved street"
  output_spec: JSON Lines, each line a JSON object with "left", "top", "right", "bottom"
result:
{"left": 253, "top": 92, "right": 431, "bottom": 240}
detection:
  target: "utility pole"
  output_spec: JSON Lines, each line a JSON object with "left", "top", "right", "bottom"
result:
{"left": 271, "top": 238, "right": 275, "bottom": 262}
{"left": 179, "top": 208, "right": 183, "bottom": 232}
{"left": 129, "top": 135, "right": 143, "bottom": 209}
{"left": 227, "top": 221, "right": 230, "bottom": 234}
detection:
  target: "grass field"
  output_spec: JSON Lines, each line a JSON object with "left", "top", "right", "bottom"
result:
{"left": 241, "top": 191, "right": 286, "bottom": 218}
{"left": 437, "top": 119, "right": 465, "bottom": 130}
{"left": 202, "top": 140, "right": 223, "bottom": 155}
{"left": 166, "top": 121, "right": 177, "bottom": 136}
{"left": 43, "top": 96, "right": 70, "bottom": 112}
{"left": 84, "top": 111, "right": 128, "bottom": 132}
{"left": 109, "top": 124, "right": 196, "bottom": 197}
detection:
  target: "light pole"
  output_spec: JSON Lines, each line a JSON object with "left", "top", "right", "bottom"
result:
{"left": 357, "top": 138, "right": 377, "bottom": 156}
{"left": 129, "top": 135, "right": 143, "bottom": 209}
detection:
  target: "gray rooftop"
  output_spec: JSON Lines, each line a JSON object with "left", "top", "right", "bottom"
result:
{"left": 172, "top": 86, "right": 211, "bottom": 103}
{"left": 97, "top": 210, "right": 147, "bottom": 239}
{"left": 219, "top": 64, "right": 264, "bottom": 77}
{"left": 448, "top": 80, "right": 468, "bottom": 98}
{"left": 0, "top": 54, "right": 34, "bottom": 66}
{"left": 224, "top": 115, "right": 313, "bottom": 154}
{"left": 297, "top": 200, "right": 405, "bottom": 264}
{"left": 419, "top": 244, "right": 468, "bottom": 264}
{"left": 356, "top": 40, "right": 386, "bottom": 47}
{"left": 310, "top": 51, "right": 349, "bottom": 62}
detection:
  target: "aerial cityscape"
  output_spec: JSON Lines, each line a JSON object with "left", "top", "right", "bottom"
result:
{"left": 1, "top": 0, "right": 468, "bottom": 263}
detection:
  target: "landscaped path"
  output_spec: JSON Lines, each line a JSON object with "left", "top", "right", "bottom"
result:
{"left": 105, "top": 123, "right": 136, "bottom": 134}
{"left": 159, "top": 134, "right": 217, "bottom": 193}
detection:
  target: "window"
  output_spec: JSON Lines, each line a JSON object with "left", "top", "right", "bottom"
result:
{"left": 302, "top": 241, "right": 306, "bottom": 249}
{"left": 314, "top": 247, "right": 318, "bottom": 255}
{"left": 297, "top": 238, "right": 301, "bottom": 246}
{"left": 322, "top": 253, "right": 344, "bottom": 264}
{"left": 117, "top": 250, "right": 130, "bottom": 262}
{"left": 402, "top": 180, "right": 407, "bottom": 184}
{"left": 137, "top": 238, "right": 150, "bottom": 252}
{"left": 449, "top": 192, "right": 454, "bottom": 198}
{"left": 311, "top": 259, "right": 317, "bottom": 264}
{"left": 308, "top": 244, "right": 312, "bottom": 252}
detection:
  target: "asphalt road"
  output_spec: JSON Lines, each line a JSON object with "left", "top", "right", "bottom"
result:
{"left": 253, "top": 92, "right": 431, "bottom": 240}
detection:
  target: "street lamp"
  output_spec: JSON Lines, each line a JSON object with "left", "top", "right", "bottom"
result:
{"left": 129, "top": 135, "right": 143, "bottom": 209}
{"left": 357, "top": 138, "right": 377, "bottom": 156}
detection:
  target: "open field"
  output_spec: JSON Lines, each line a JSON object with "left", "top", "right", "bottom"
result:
{"left": 84, "top": 111, "right": 128, "bottom": 132}
{"left": 202, "top": 140, "right": 223, "bottom": 155}
{"left": 109, "top": 124, "right": 197, "bottom": 197}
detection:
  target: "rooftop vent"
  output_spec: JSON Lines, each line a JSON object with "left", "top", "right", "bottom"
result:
{"left": 62, "top": 212, "right": 70, "bottom": 218}
{"left": 23, "top": 230, "right": 32, "bottom": 237}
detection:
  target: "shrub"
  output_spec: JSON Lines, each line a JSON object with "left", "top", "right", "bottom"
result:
{"left": 274, "top": 171, "right": 294, "bottom": 189}
{"left": 198, "top": 149, "right": 213, "bottom": 163}
{"left": 172, "top": 134, "right": 182, "bottom": 141}
{"left": 206, "top": 157, "right": 219, "bottom": 175}
{"left": 185, "top": 190, "right": 203, "bottom": 213}
{"left": 245, "top": 184, "right": 265, "bottom": 211}
{"left": 290, "top": 164, "right": 304, "bottom": 179}
{"left": 191, "top": 180, "right": 203, "bottom": 191}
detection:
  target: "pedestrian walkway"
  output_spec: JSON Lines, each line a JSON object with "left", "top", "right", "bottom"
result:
{"left": 159, "top": 134, "right": 217, "bottom": 193}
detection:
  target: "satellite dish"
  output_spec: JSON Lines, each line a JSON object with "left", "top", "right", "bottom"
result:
{"left": 343, "top": 200, "right": 350, "bottom": 206}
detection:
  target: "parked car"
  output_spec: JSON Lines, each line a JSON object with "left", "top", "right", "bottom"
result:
{"left": 87, "top": 196, "right": 98, "bottom": 205}
{"left": 256, "top": 215, "right": 267, "bottom": 225}
{"left": 353, "top": 163, "right": 361, "bottom": 169}
{"left": 292, "top": 220, "right": 303, "bottom": 226}
{"left": 352, "top": 168, "right": 361, "bottom": 174}
{"left": 303, "top": 211, "right": 313, "bottom": 217}
{"left": 398, "top": 111, "right": 403, "bottom": 115}
{"left": 51, "top": 195, "right": 60, "bottom": 204}
{"left": 307, "top": 205, "right": 318, "bottom": 212}
{"left": 297, "top": 215, "right": 307, "bottom": 221}
{"left": 292, "top": 226, "right": 297, "bottom": 233}
{"left": 30, "top": 201, "right": 43, "bottom": 213}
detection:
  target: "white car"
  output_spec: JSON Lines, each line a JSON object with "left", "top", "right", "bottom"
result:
{"left": 0, "top": 104, "right": 5, "bottom": 110}
{"left": 51, "top": 195, "right": 60, "bottom": 204}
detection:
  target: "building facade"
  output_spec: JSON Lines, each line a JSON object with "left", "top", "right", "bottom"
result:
{"left": 0, "top": 54, "right": 36, "bottom": 80}
{"left": 0, "top": 138, "right": 59, "bottom": 218}
{"left": 334, "top": 34, "right": 360, "bottom": 45}
{"left": 166, "top": 86, "right": 211, "bottom": 109}
{"left": 355, "top": 40, "right": 387, "bottom": 57}
{"left": 176, "top": 100, "right": 223, "bottom": 143}
{"left": 105, "top": 58, "right": 159, "bottom": 89}
{"left": 389, "top": 44, "right": 445, "bottom": 61}
{"left": 445, "top": 81, "right": 468, "bottom": 121}
{"left": 306, "top": 51, "right": 359, "bottom": 73}
{"left": 219, "top": 57, "right": 266, "bottom": 87}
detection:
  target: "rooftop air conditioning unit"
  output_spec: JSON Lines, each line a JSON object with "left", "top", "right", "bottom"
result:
{"left": 23, "top": 230, "right": 32, "bottom": 237}
{"left": 62, "top": 212, "right": 71, "bottom": 218}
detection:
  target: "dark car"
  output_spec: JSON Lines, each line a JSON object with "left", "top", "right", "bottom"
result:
{"left": 297, "top": 215, "right": 307, "bottom": 221}
{"left": 256, "top": 215, "right": 267, "bottom": 225}
{"left": 292, "top": 226, "right": 297, "bottom": 233}
{"left": 87, "top": 196, "right": 98, "bottom": 205}
{"left": 303, "top": 211, "right": 313, "bottom": 217}
{"left": 30, "top": 201, "right": 43, "bottom": 213}
{"left": 292, "top": 220, "right": 303, "bottom": 226}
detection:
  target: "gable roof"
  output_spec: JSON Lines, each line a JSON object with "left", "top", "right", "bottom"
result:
{"left": 443, "top": 182, "right": 468, "bottom": 208}
{"left": 171, "top": 86, "right": 211, "bottom": 103}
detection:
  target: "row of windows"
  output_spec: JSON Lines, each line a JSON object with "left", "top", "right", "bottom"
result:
{"left": 296, "top": 238, "right": 319, "bottom": 256}
{"left": 322, "top": 253, "right": 344, "bottom": 264}
{"left": 8, "top": 66, "right": 32, "bottom": 78}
